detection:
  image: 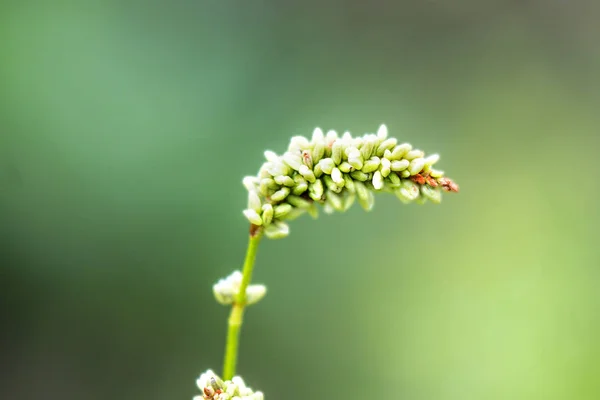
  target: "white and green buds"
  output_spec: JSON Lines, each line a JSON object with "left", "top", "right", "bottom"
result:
{"left": 213, "top": 271, "right": 267, "bottom": 306}
{"left": 194, "top": 370, "right": 264, "bottom": 400}
{"left": 242, "top": 124, "right": 458, "bottom": 238}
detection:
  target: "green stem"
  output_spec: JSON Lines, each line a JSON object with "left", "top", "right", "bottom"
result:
{"left": 222, "top": 231, "right": 262, "bottom": 380}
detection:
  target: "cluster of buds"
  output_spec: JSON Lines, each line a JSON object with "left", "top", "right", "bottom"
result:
{"left": 213, "top": 270, "right": 267, "bottom": 306}
{"left": 194, "top": 370, "right": 264, "bottom": 400}
{"left": 243, "top": 124, "right": 459, "bottom": 238}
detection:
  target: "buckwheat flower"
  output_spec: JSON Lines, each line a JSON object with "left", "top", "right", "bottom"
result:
{"left": 213, "top": 271, "right": 267, "bottom": 306}
{"left": 194, "top": 370, "right": 264, "bottom": 400}
{"left": 242, "top": 124, "right": 459, "bottom": 238}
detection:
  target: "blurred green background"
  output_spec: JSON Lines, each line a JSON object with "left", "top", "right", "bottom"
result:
{"left": 1, "top": 1, "right": 599, "bottom": 399}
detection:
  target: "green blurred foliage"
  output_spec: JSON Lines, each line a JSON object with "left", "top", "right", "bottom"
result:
{"left": 1, "top": 1, "right": 599, "bottom": 399}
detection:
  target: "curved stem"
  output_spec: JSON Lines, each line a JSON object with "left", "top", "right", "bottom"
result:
{"left": 222, "top": 231, "right": 262, "bottom": 380}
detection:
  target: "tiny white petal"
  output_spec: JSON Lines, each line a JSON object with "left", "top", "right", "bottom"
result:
{"left": 312, "top": 127, "right": 324, "bottom": 142}
{"left": 372, "top": 170, "right": 384, "bottom": 190}
{"left": 242, "top": 176, "right": 259, "bottom": 191}
{"left": 377, "top": 124, "right": 388, "bottom": 140}
{"left": 325, "top": 129, "right": 338, "bottom": 142}
{"left": 264, "top": 150, "right": 279, "bottom": 162}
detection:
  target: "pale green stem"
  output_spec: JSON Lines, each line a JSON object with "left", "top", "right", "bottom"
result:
{"left": 222, "top": 231, "right": 262, "bottom": 380}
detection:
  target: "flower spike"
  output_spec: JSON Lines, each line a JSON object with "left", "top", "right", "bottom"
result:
{"left": 243, "top": 124, "right": 458, "bottom": 238}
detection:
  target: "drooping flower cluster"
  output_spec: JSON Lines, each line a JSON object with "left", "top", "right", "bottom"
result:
{"left": 194, "top": 370, "right": 263, "bottom": 400}
{"left": 213, "top": 270, "right": 266, "bottom": 306}
{"left": 243, "top": 124, "right": 459, "bottom": 239}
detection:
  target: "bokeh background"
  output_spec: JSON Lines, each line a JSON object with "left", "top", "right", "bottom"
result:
{"left": 1, "top": 1, "right": 599, "bottom": 399}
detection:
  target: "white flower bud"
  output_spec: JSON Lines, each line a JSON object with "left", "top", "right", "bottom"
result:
{"left": 380, "top": 157, "right": 391, "bottom": 177}
{"left": 323, "top": 175, "right": 341, "bottom": 193}
{"left": 242, "top": 176, "right": 259, "bottom": 191}
{"left": 424, "top": 153, "right": 440, "bottom": 166}
{"left": 390, "top": 159, "right": 409, "bottom": 171}
{"left": 282, "top": 152, "right": 303, "bottom": 171}
{"left": 388, "top": 171, "right": 401, "bottom": 187}
{"left": 331, "top": 140, "right": 344, "bottom": 165}
{"left": 325, "top": 129, "right": 338, "bottom": 142}
{"left": 260, "top": 178, "right": 278, "bottom": 190}
{"left": 213, "top": 271, "right": 266, "bottom": 306}
{"left": 246, "top": 284, "right": 267, "bottom": 305}
{"left": 372, "top": 170, "right": 384, "bottom": 190}
{"left": 421, "top": 185, "right": 442, "bottom": 203}
{"left": 271, "top": 187, "right": 291, "bottom": 202}
{"left": 376, "top": 138, "right": 397, "bottom": 156}
{"left": 286, "top": 194, "right": 312, "bottom": 209}
{"left": 404, "top": 149, "right": 425, "bottom": 161}
{"left": 243, "top": 209, "right": 263, "bottom": 225}
{"left": 292, "top": 181, "right": 308, "bottom": 195}
{"left": 395, "top": 180, "right": 420, "bottom": 203}
{"left": 312, "top": 127, "right": 324, "bottom": 142}
{"left": 326, "top": 190, "right": 344, "bottom": 211}
{"left": 247, "top": 190, "right": 262, "bottom": 212}
{"left": 261, "top": 204, "right": 273, "bottom": 225}
{"left": 348, "top": 152, "right": 363, "bottom": 170}
{"left": 359, "top": 188, "right": 374, "bottom": 211}
{"left": 390, "top": 143, "right": 411, "bottom": 160}
{"left": 263, "top": 150, "right": 279, "bottom": 162}
{"left": 298, "top": 164, "right": 316, "bottom": 183}
{"left": 377, "top": 124, "right": 388, "bottom": 140}
{"left": 338, "top": 161, "right": 353, "bottom": 173}
{"left": 343, "top": 174, "right": 355, "bottom": 192}
{"left": 354, "top": 181, "right": 370, "bottom": 209}
{"left": 308, "top": 179, "right": 324, "bottom": 201}
{"left": 318, "top": 158, "right": 335, "bottom": 174}
{"left": 264, "top": 221, "right": 289, "bottom": 239}
{"left": 274, "top": 175, "right": 295, "bottom": 187}
{"left": 290, "top": 135, "right": 310, "bottom": 150}
{"left": 331, "top": 167, "right": 344, "bottom": 185}
{"left": 429, "top": 168, "right": 444, "bottom": 178}
{"left": 265, "top": 160, "right": 290, "bottom": 176}
{"left": 409, "top": 158, "right": 426, "bottom": 175}
{"left": 362, "top": 156, "right": 381, "bottom": 173}
{"left": 301, "top": 149, "right": 313, "bottom": 169}
{"left": 311, "top": 141, "right": 325, "bottom": 164}
{"left": 350, "top": 170, "right": 369, "bottom": 181}
{"left": 360, "top": 136, "right": 377, "bottom": 160}
{"left": 274, "top": 203, "right": 293, "bottom": 218}
{"left": 284, "top": 208, "right": 306, "bottom": 221}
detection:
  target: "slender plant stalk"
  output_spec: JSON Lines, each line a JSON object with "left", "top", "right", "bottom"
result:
{"left": 222, "top": 231, "right": 262, "bottom": 380}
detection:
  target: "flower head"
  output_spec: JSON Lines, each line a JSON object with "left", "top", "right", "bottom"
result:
{"left": 213, "top": 271, "right": 267, "bottom": 306}
{"left": 243, "top": 124, "right": 458, "bottom": 239}
{"left": 194, "top": 370, "right": 264, "bottom": 400}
